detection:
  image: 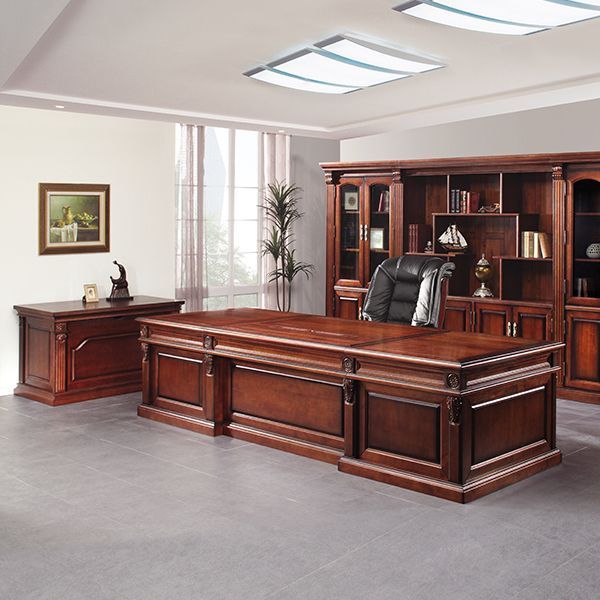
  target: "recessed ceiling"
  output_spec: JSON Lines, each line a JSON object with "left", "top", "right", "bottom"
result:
{"left": 2, "top": 0, "right": 600, "bottom": 139}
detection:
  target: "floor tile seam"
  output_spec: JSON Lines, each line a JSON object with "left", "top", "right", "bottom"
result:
{"left": 474, "top": 508, "right": 599, "bottom": 554}
{"left": 93, "top": 437, "right": 242, "bottom": 480}
{"left": 371, "top": 488, "right": 442, "bottom": 508}
{"left": 262, "top": 509, "right": 435, "bottom": 598}
{"left": 63, "top": 460, "right": 213, "bottom": 506}
{"left": 513, "top": 539, "right": 600, "bottom": 597}
{"left": 5, "top": 471, "right": 114, "bottom": 524}
{"left": 562, "top": 445, "right": 590, "bottom": 457}
{"left": 214, "top": 465, "right": 339, "bottom": 497}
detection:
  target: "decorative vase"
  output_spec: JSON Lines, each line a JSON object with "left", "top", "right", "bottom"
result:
{"left": 586, "top": 243, "right": 600, "bottom": 259}
{"left": 473, "top": 254, "right": 494, "bottom": 298}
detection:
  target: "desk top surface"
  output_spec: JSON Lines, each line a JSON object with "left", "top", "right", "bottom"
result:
{"left": 14, "top": 296, "right": 184, "bottom": 318}
{"left": 140, "top": 308, "right": 563, "bottom": 367}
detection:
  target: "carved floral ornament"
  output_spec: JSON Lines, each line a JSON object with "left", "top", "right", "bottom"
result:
{"left": 342, "top": 356, "right": 355, "bottom": 373}
{"left": 552, "top": 165, "right": 564, "bottom": 181}
{"left": 446, "top": 372, "right": 460, "bottom": 389}
{"left": 205, "top": 354, "right": 214, "bottom": 376}
{"left": 343, "top": 378, "right": 355, "bottom": 405}
{"left": 447, "top": 396, "right": 463, "bottom": 426}
{"left": 203, "top": 335, "right": 215, "bottom": 350}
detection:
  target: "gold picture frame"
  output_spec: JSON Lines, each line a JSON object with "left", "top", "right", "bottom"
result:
{"left": 39, "top": 183, "right": 110, "bottom": 255}
{"left": 83, "top": 283, "right": 99, "bottom": 303}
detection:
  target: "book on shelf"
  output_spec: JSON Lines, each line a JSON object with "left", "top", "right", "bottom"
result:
{"left": 408, "top": 223, "right": 432, "bottom": 253}
{"left": 539, "top": 233, "right": 551, "bottom": 258}
{"left": 521, "top": 231, "right": 551, "bottom": 258}
{"left": 377, "top": 190, "right": 390, "bottom": 213}
{"left": 449, "top": 190, "right": 481, "bottom": 213}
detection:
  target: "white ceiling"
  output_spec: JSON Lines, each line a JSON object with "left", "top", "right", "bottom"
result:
{"left": 2, "top": 0, "right": 600, "bottom": 139}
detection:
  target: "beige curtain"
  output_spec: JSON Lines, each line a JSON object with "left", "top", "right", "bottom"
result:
{"left": 261, "top": 133, "right": 291, "bottom": 309}
{"left": 175, "top": 124, "right": 205, "bottom": 312}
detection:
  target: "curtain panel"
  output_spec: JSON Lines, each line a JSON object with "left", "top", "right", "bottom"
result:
{"left": 175, "top": 124, "right": 205, "bottom": 311}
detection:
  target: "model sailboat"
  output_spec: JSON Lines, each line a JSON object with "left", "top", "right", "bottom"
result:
{"left": 438, "top": 224, "right": 468, "bottom": 252}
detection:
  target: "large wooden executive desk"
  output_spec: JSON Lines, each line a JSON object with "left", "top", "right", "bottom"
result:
{"left": 138, "top": 308, "right": 563, "bottom": 503}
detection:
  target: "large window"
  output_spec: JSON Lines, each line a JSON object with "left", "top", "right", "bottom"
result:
{"left": 203, "top": 128, "right": 261, "bottom": 309}
{"left": 176, "top": 124, "right": 289, "bottom": 312}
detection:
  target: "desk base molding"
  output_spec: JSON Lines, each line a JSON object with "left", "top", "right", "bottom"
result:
{"left": 16, "top": 381, "right": 141, "bottom": 406}
{"left": 225, "top": 422, "right": 342, "bottom": 465}
{"left": 339, "top": 449, "right": 561, "bottom": 504}
{"left": 138, "top": 404, "right": 219, "bottom": 436}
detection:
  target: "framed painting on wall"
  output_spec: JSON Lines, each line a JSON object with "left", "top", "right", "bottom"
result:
{"left": 39, "top": 183, "right": 110, "bottom": 255}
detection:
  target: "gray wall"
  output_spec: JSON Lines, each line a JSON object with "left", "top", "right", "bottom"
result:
{"left": 291, "top": 136, "right": 340, "bottom": 315}
{"left": 341, "top": 98, "right": 600, "bottom": 161}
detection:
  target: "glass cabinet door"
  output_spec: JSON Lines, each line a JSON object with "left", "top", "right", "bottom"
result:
{"left": 339, "top": 184, "right": 361, "bottom": 282}
{"left": 366, "top": 182, "right": 391, "bottom": 282}
{"left": 571, "top": 179, "right": 600, "bottom": 302}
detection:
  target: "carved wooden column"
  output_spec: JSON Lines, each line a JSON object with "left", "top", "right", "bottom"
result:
{"left": 18, "top": 316, "right": 26, "bottom": 384}
{"left": 140, "top": 325, "right": 150, "bottom": 404}
{"left": 342, "top": 356, "right": 359, "bottom": 458}
{"left": 202, "top": 335, "right": 223, "bottom": 435}
{"left": 552, "top": 164, "right": 566, "bottom": 381}
{"left": 53, "top": 322, "right": 68, "bottom": 393}
{"left": 445, "top": 371, "right": 464, "bottom": 484}
{"left": 325, "top": 170, "right": 339, "bottom": 317}
{"left": 391, "top": 169, "right": 404, "bottom": 256}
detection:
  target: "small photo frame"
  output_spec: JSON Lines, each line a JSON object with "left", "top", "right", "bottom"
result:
{"left": 344, "top": 191, "right": 359, "bottom": 211}
{"left": 370, "top": 228, "right": 385, "bottom": 250}
{"left": 83, "top": 283, "right": 99, "bottom": 303}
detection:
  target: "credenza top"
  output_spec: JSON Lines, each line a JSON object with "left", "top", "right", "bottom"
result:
{"left": 139, "top": 308, "right": 563, "bottom": 368}
{"left": 14, "top": 296, "right": 184, "bottom": 319}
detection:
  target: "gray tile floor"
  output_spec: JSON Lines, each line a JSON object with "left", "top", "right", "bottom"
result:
{"left": 1, "top": 394, "right": 599, "bottom": 600}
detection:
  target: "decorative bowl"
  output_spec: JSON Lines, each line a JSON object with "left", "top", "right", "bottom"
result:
{"left": 586, "top": 243, "right": 600, "bottom": 259}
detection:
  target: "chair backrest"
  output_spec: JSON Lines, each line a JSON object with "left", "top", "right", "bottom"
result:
{"left": 362, "top": 255, "right": 455, "bottom": 327}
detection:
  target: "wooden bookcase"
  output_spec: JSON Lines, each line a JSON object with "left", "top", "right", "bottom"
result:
{"left": 322, "top": 153, "right": 600, "bottom": 404}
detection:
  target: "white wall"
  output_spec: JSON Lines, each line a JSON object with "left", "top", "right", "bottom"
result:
{"left": 291, "top": 136, "right": 340, "bottom": 315}
{"left": 341, "top": 98, "right": 600, "bottom": 161}
{"left": 0, "top": 106, "right": 176, "bottom": 394}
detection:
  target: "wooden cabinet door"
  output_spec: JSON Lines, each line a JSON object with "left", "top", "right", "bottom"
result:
{"left": 443, "top": 300, "right": 472, "bottom": 332}
{"left": 334, "top": 289, "right": 365, "bottom": 320}
{"left": 565, "top": 309, "right": 600, "bottom": 392}
{"left": 364, "top": 178, "right": 393, "bottom": 286}
{"left": 336, "top": 179, "right": 364, "bottom": 288}
{"left": 474, "top": 302, "right": 512, "bottom": 337}
{"left": 513, "top": 305, "right": 553, "bottom": 341}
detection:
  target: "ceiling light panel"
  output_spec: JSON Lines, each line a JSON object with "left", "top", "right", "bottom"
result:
{"left": 395, "top": 1, "right": 600, "bottom": 35}
{"left": 248, "top": 68, "right": 357, "bottom": 94}
{"left": 318, "top": 37, "right": 441, "bottom": 73}
{"left": 246, "top": 35, "right": 443, "bottom": 94}
{"left": 273, "top": 50, "right": 408, "bottom": 88}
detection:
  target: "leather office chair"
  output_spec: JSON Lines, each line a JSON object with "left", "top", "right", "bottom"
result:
{"left": 362, "top": 255, "right": 455, "bottom": 327}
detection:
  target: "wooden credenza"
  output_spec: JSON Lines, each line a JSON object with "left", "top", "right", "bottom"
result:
{"left": 14, "top": 296, "right": 184, "bottom": 406}
{"left": 137, "top": 308, "right": 563, "bottom": 503}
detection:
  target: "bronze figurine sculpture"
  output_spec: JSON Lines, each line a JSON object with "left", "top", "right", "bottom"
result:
{"left": 108, "top": 260, "right": 133, "bottom": 301}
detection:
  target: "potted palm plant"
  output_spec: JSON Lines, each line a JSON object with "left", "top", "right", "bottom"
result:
{"left": 261, "top": 181, "right": 314, "bottom": 311}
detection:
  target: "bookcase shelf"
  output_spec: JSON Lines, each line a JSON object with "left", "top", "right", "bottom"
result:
{"left": 324, "top": 153, "right": 600, "bottom": 403}
{"left": 493, "top": 256, "right": 552, "bottom": 262}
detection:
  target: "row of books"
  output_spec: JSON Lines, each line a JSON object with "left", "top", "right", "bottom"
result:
{"left": 408, "top": 223, "right": 432, "bottom": 253}
{"left": 521, "top": 231, "right": 551, "bottom": 258}
{"left": 450, "top": 190, "right": 480, "bottom": 214}
{"left": 377, "top": 190, "right": 390, "bottom": 213}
